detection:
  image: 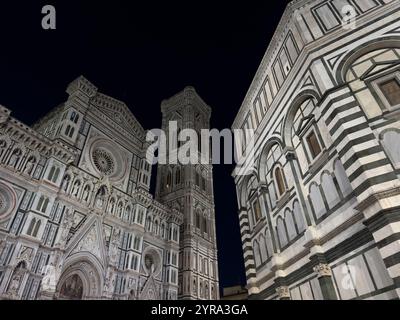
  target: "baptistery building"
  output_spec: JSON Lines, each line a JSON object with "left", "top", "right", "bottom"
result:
{"left": 233, "top": 0, "right": 400, "bottom": 300}
{"left": 0, "top": 76, "right": 219, "bottom": 300}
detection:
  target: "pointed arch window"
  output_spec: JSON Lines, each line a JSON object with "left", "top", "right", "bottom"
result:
{"left": 32, "top": 220, "right": 41, "bottom": 237}
{"left": 306, "top": 131, "right": 322, "bottom": 160}
{"left": 36, "top": 195, "right": 49, "bottom": 213}
{"left": 252, "top": 199, "right": 262, "bottom": 223}
{"left": 27, "top": 218, "right": 36, "bottom": 236}
{"left": 274, "top": 167, "right": 286, "bottom": 197}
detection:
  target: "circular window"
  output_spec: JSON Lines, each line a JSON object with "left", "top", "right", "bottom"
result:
{"left": 143, "top": 249, "right": 161, "bottom": 275}
{"left": 0, "top": 183, "right": 16, "bottom": 221}
{"left": 92, "top": 149, "right": 115, "bottom": 176}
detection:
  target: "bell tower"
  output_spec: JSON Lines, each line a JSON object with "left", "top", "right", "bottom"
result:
{"left": 155, "top": 87, "right": 219, "bottom": 300}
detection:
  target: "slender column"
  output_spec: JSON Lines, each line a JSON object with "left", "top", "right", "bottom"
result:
{"left": 313, "top": 263, "right": 338, "bottom": 300}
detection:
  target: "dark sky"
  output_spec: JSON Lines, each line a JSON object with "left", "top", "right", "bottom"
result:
{"left": 0, "top": 0, "right": 290, "bottom": 291}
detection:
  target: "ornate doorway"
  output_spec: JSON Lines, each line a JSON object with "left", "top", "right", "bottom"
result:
{"left": 56, "top": 258, "right": 103, "bottom": 300}
{"left": 59, "top": 274, "right": 84, "bottom": 300}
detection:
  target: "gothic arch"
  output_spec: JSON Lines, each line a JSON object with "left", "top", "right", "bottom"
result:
{"left": 57, "top": 255, "right": 103, "bottom": 300}
{"left": 281, "top": 90, "right": 320, "bottom": 149}
{"left": 257, "top": 137, "right": 284, "bottom": 185}
{"left": 336, "top": 38, "right": 400, "bottom": 85}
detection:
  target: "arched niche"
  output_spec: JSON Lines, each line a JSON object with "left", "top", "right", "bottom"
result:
{"left": 57, "top": 256, "right": 103, "bottom": 300}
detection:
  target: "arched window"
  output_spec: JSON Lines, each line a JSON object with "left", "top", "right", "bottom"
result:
{"left": 253, "top": 240, "right": 262, "bottom": 267}
{"left": 285, "top": 209, "right": 297, "bottom": 241}
{"left": 195, "top": 170, "right": 200, "bottom": 187}
{"left": 259, "top": 234, "right": 268, "bottom": 262}
{"left": 252, "top": 199, "right": 262, "bottom": 224}
{"left": 65, "top": 125, "right": 71, "bottom": 136}
{"left": 202, "top": 217, "right": 208, "bottom": 235}
{"left": 48, "top": 166, "right": 56, "bottom": 181}
{"left": 32, "top": 220, "right": 41, "bottom": 237}
{"left": 277, "top": 217, "right": 288, "bottom": 249}
{"left": 293, "top": 201, "right": 306, "bottom": 234}
{"left": 195, "top": 211, "right": 201, "bottom": 229}
{"left": 53, "top": 167, "right": 60, "bottom": 182}
{"left": 334, "top": 160, "right": 352, "bottom": 197}
{"left": 265, "top": 229, "right": 273, "bottom": 258}
{"left": 321, "top": 172, "right": 340, "bottom": 209}
{"left": 36, "top": 196, "right": 49, "bottom": 213}
{"left": 27, "top": 218, "right": 36, "bottom": 235}
{"left": 274, "top": 167, "right": 286, "bottom": 197}
{"left": 309, "top": 183, "right": 327, "bottom": 219}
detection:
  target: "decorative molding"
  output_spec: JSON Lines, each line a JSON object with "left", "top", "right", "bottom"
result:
{"left": 313, "top": 263, "right": 332, "bottom": 277}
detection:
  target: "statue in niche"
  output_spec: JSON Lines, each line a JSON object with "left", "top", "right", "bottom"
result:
{"left": 62, "top": 175, "right": 71, "bottom": 192}
{"left": 24, "top": 156, "right": 35, "bottom": 175}
{"left": 7, "top": 261, "right": 26, "bottom": 297}
{"left": 0, "top": 140, "right": 7, "bottom": 159}
{"left": 72, "top": 181, "right": 81, "bottom": 197}
{"left": 95, "top": 186, "right": 107, "bottom": 209}
{"left": 82, "top": 186, "right": 90, "bottom": 203}
{"left": 8, "top": 149, "right": 22, "bottom": 169}
{"left": 41, "top": 263, "right": 57, "bottom": 292}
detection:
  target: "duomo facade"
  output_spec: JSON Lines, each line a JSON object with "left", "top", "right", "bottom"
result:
{"left": 0, "top": 77, "right": 219, "bottom": 300}
{"left": 233, "top": 0, "right": 400, "bottom": 300}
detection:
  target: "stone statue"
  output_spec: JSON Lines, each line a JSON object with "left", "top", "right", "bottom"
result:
{"left": 8, "top": 149, "right": 21, "bottom": 168}
{"left": 62, "top": 176, "right": 70, "bottom": 192}
{"left": 41, "top": 263, "right": 57, "bottom": 292}
{"left": 24, "top": 157, "right": 35, "bottom": 175}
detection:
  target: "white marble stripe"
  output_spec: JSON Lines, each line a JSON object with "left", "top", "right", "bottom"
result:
{"left": 326, "top": 106, "right": 363, "bottom": 128}
{"left": 374, "top": 222, "right": 400, "bottom": 243}
{"left": 379, "top": 240, "right": 400, "bottom": 259}
{"left": 387, "top": 264, "right": 400, "bottom": 279}
{"left": 330, "top": 117, "right": 368, "bottom": 141}
{"left": 336, "top": 128, "right": 378, "bottom": 153}
{"left": 357, "top": 180, "right": 400, "bottom": 204}
{"left": 319, "top": 89, "right": 353, "bottom": 112}
{"left": 350, "top": 164, "right": 394, "bottom": 188}
{"left": 341, "top": 140, "right": 384, "bottom": 165}
{"left": 346, "top": 152, "right": 387, "bottom": 177}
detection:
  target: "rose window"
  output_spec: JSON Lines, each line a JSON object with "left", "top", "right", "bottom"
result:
{"left": 92, "top": 149, "right": 115, "bottom": 175}
{"left": 0, "top": 183, "right": 15, "bottom": 220}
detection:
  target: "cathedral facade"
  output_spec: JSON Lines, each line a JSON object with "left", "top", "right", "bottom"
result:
{"left": 0, "top": 76, "right": 219, "bottom": 300}
{"left": 233, "top": 0, "right": 400, "bottom": 300}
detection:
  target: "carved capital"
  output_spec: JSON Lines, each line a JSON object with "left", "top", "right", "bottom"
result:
{"left": 313, "top": 263, "right": 332, "bottom": 277}
{"left": 275, "top": 286, "right": 290, "bottom": 299}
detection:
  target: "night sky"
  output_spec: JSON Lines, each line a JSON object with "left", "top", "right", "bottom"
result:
{"left": 0, "top": 1, "right": 291, "bottom": 291}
